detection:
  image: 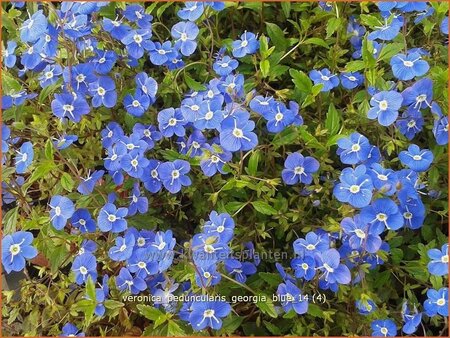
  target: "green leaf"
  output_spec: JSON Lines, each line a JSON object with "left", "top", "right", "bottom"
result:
{"left": 167, "top": 320, "right": 185, "bottom": 336}
{"left": 251, "top": 201, "right": 277, "bottom": 215}
{"left": 256, "top": 296, "right": 278, "bottom": 318}
{"left": 360, "top": 14, "right": 381, "bottom": 27}
{"left": 325, "top": 103, "right": 340, "bottom": 136}
{"left": 61, "top": 172, "right": 75, "bottom": 192}
{"left": 273, "top": 127, "right": 299, "bottom": 148}
{"left": 264, "top": 321, "right": 282, "bottom": 335}
{"left": 344, "top": 60, "right": 366, "bottom": 72}
{"left": 23, "top": 160, "right": 58, "bottom": 189}
{"left": 104, "top": 300, "right": 124, "bottom": 310}
{"left": 377, "top": 43, "right": 404, "bottom": 62}
{"left": 247, "top": 150, "right": 260, "bottom": 175}
{"left": 44, "top": 140, "right": 54, "bottom": 160}
{"left": 184, "top": 74, "right": 206, "bottom": 91}
{"left": 86, "top": 276, "right": 96, "bottom": 303}
{"left": 260, "top": 59, "right": 270, "bottom": 78}
{"left": 137, "top": 305, "right": 165, "bottom": 321}
{"left": 219, "top": 315, "right": 244, "bottom": 334}
{"left": 281, "top": 1, "right": 291, "bottom": 18}
{"left": 303, "top": 37, "right": 329, "bottom": 48}
{"left": 326, "top": 17, "right": 341, "bottom": 38}
{"left": 266, "top": 22, "right": 288, "bottom": 51}
{"left": 38, "top": 79, "right": 62, "bottom": 104}
{"left": 290, "top": 69, "right": 312, "bottom": 94}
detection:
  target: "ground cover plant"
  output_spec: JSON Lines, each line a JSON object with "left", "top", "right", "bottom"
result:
{"left": 1, "top": 1, "right": 449, "bottom": 336}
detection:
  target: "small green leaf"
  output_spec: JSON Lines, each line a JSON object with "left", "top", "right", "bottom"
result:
{"left": 325, "top": 103, "right": 340, "bottom": 136}
{"left": 184, "top": 74, "right": 206, "bottom": 91}
{"left": 290, "top": 69, "right": 312, "bottom": 94}
{"left": 260, "top": 59, "right": 270, "bottom": 78}
{"left": 266, "top": 22, "right": 288, "bottom": 51}
{"left": 61, "top": 172, "right": 75, "bottom": 192}
{"left": 251, "top": 201, "right": 277, "bottom": 215}
{"left": 247, "top": 150, "right": 260, "bottom": 175}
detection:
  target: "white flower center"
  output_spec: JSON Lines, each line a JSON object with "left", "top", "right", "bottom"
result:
{"left": 151, "top": 169, "right": 158, "bottom": 178}
{"left": 76, "top": 74, "right": 85, "bottom": 83}
{"left": 275, "top": 112, "right": 284, "bottom": 122}
{"left": 355, "top": 229, "right": 366, "bottom": 239}
{"left": 203, "top": 271, "right": 211, "bottom": 278}
{"left": 294, "top": 166, "right": 304, "bottom": 175}
{"left": 204, "top": 309, "right": 215, "bottom": 318}
{"left": 403, "top": 212, "right": 412, "bottom": 219}
{"left": 323, "top": 263, "right": 334, "bottom": 273}
{"left": 168, "top": 118, "right": 177, "bottom": 126}
{"left": 205, "top": 111, "right": 214, "bottom": 120}
{"left": 45, "top": 71, "right": 54, "bottom": 79}
{"left": 108, "top": 214, "right": 117, "bottom": 222}
{"left": 350, "top": 185, "right": 360, "bottom": 193}
{"left": 180, "top": 33, "right": 188, "bottom": 41}
{"left": 377, "top": 174, "right": 388, "bottom": 181}
{"left": 413, "top": 155, "right": 422, "bottom": 161}
{"left": 306, "top": 244, "right": 315, "bottom": 250}
{"left": 63, "top": 104, "right": 74, "bottom": 113}
{"left": 351, "top": 144, "right": 361, "bottom": 152}
{"left": 403, "top": 60, "right": 414, "bottom": 67}
{"left": 79, "top": 219, "right": 86, "bottom": 226}
{"left": 379, "top": 100, "right": 388, "bottom": 111}
{"left": 10, "top": 244, "right": 21, "bottom": 256}
{"left": 376, "top": 213, "right": 387, "bottom": 221}
{"left": 216, "top": 225, "right": 225, "bottom": 233}
{"left": 380, "top": 327, "right": 388, "bottom": 335}
{"left": 138, "top": 261, "right": 146, "bottom": 268}
{"left": 301, "top": 263, "right": 309, "bottom": 270}
{"left": 132, "top": 100, "right": 140, "bottom": 107}
{"left": 172, "top": 170, "right": 180, "bottom": 179}
{"left": 241, "top": 40, "right": 248, "bottom": 47}
{"left": 133, "top": 34, "right": 143, "bottom": 44}
{"left": 436, "top": 298, "right": 445, "bottom": 306}
{"left": 55, "top": 206, "right": 61, "bottom": 216}
{"left": 204, "top": 244, "right": 215, "bottom": 254}
{"left": 79, "top": 266, "right": 88, "bottom": 275}
{"left": 441, "top": 255, "right": 449, "bottom": 263}
{"left": 232, "top": 128, "right": 243, "bottom": 138}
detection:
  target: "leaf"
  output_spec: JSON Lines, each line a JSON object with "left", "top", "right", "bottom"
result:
{"left": 303, "top": 37, "right": 329, "bottom": 48}
{"left": 61, "top": 172, "right": 75, "bottom": 192}
{"left": 260, "top": 59, "right": 270, "bottom": 78}
{"left": 23, "top": 160, "right": 58, "bottom": 189}
{"left": 326, "top": 17, "right": 341, "bottom": 38}
{"left": 44, "top": 139, "right": 54, "bottom": 160}
{"left": 264, "top": 321, "right": 282, "bottom": 335}
{"left": 184, "top": 74, "right": 206, "bottom": 91}
{"left": 360, "top": 14, "right": 381, "bottom": 27}
{"left": 38, "top": 79, "right": 62, "bottom": 104}
{"left": 104, "top": 300, "right": 124, "bottom": 310}
{"left": 219, "top": 315, "right": 244, "bottom": 334}
{"left": 167, "top": 320, "right": 185, "bottom": 336}
{"left": 251, "top": 201, "right": 277, "bottom": 215}
{"left": 377, "top": 43, "right": 404, "bottom": 61}
{"left": 256, "top": 297, "right": 278, "bottom": 318}
{"left": 137, "top": 305, "right": 165, "bottom": 321}
{"left": 325, "top": 103, "right": 340, "bottom": 136}
{"left": 86, "top": 276, "right": 96, "bottom": 303}
{"left": 344, "top": 60, "right": 366, "bottom": 72}
{"left": 247, "top": 150, "right": 260, "bottom": 175}
{"left": 290, "top": 69, "right": 312, "bottom": 94}
{"left": 266, "top": 22, "right": 288, "bottom": 51}
{"left": 281, "top": 1, "right": 291, "bottom": 18}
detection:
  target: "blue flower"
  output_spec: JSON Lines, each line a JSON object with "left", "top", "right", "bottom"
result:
{"left": 108, "top": 232, "right": 135, "bottom": 261}
{"left": 400, "top": 196, "right": 425, "bottom": 230}
{"left": 60, "top": 323, "right": 84, "bottom": 337}
{"left": 189, "top": 300, "right": 231, "bottom": 330}
{"left": 172, "top": 21, "right": 199, "bottom": 56}
{"left": 340, "top": 72, "right": 364, "bottom": 89}
{"left": 150, "top": 230, "right": 176, "bottom": 272}
{"left": 2, "top": 41, "right": 17, "bottom": 68}
{"left": 121, "top": 29, "right": 153, "bottom": 59}
{"left": 142, "top": 160, "right": 163, "bottom": 193}
{"left": 396, "top": 108, "right": 424, "bottom": 140}
{"left": 317, "top": 248, "right": 351, "bottom": 284}
{"left": 178, "top": 2, "right": 205, "bottom": 21}
{"left": 1, "top": 231, "right": 37, "bottom": 274}
{"left": 53, "top": 134, "right": 78, "bottom": 150}
{"left": 337, "top": 132, "right": 371, "bottom": 165}
{"left": 249, "top": 95, "right": 274, "bottom": 115}
{"left": 121, "top": 150, "right": 150, "bottom": 178}
{"left": 158, "top": 108, "right": 187, "bottom": 137}
{"left": 39, "top": 64, "right": 63, "bottom": 88}
{"left": 89, "top": 76, "right": 117, "bottom": 108}
{"left": 368, "top": 17, "right": 402, "bottom": 41}
{"left": 123, "top": 4, "right": 153, "bottom": 28}
{"left": 276, "top": 280, "right": 308, "bottom": 314}
{"left": 93, "top": 50, "right": 117, "bottom": 74}
{"left": 333, "top": 165, "right": 373, "bottom": 208}
{"left": 309, "top": 68, "right": 339, "bottom": 92}
{"left": 71, "top": 209, "right": 96, "bottom": 233}
{"left": 158, "top": 160, "right": 191, "bottom": 194}
{"left": 390, "top": 52, "right": 429, "bottom": 81}
{"left": 194, "top": 98, "right": 224, "bottom": 130}
{"left": 219, "top": 113, "right": 258, "bottom": 152}
{"left": 97, "top": 203, "right": 128, "bottom": 233}
{"left": 149, "top": 41, "right": 176, "bottom": 65}
{"left": 135, "top": 72, "right": 158, "bottom": 102}
{"left": 20, "top": 10, "right": 48, "bottom": 43}
{"left": 77, "top": 170, "right": 104, "bottom": 195}
{"left": 441, "top": 17, "right": 449, "bottom": 35}
{"left": 133, "top": 123, "right": 161, "bottom": 149}
{"left": 127, "top": 248, "right": 158, "bottom": 279}
{"left": 72, "top": 253, "right": 97, "bottom": 285}
{"left": 399, "top": 144, "right": 433, "bottom": 172}
{"left": 195, "top": 265, "right": 221, "bottom": 287}
{"left": 356, "top": 299, "right": 376, "bottom": 315}
{"left": 401, "top": 303, "right": 422, "bottom": 334}
{"left": 291, "top": 255, "right": 316, "bottom": 280}
{"left": 102, "top": 18, "right": 130, "bottom": 40}
{"left": 225, "top": 259, "right": 256, "bottom": 283}
{"left": 367, "top": 90, "right": 403, "bottom": 126}
{"left": 15, "top": 141, "right": 34, "bottom": 174}
{"left": 281, "top": 152, "right": 319, "bottom": 185}
{"left": 49, "top": 195, "right": 75, "bottom": 230}
{"left": 264, "top": 101, "right": 296, "bottom": 133}
{"left": 51, "top": 93, "right": 90, "bottom": 122}
{"left": 293, "top": 232, "right": 329, "bottom": 257}
{"left": 318, "top": 2, "right": 333, "bottom": 11}
{"left": 123, "top": 92, "right": 150, "bottom": 117}
{"left": 200, "top": 144, "right": 232, "bottom": 177}
{"left": 63, "top": 63, "right": 97, "bottom": 94}
{"left": 431, "top": 102, "right": 448, "bottom": 145}
{"left": 360, "top": 198, "right": 403, "bottom": 233}
{"left": 116, "top": 267, "right": 146, "bottom": 294}
{"left": 371, "top": 319, "right": 397, "bottom": 337}
{"left": 427, "top": 244, "right": 448, "bottom": 276}
{"left": 368, "top": 163, "right": 398, "bottom": 196}
{"left": 128, "top": 183, "right": 148, "bottom": 216}
{"left": 424, "top": 288, "right": 448, "bottom": 317}
{"left": 232, "top": 31, "right": 259, "bottom": 58}
{"left": 203, "top": 211, "right": 235, "bottom": 243}
{"left": 402, "top": 78, "right": 433, "bottom": 112}
{"left": 341, "top": 215, "right": 382, "bottom": 253}
{"left": 213, "top": 56, "right": 238, "bottom": 77}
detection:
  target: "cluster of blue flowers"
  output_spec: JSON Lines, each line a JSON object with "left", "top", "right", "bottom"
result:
{"left": 1, "top": 1, "right": 448, "bottom": 336}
